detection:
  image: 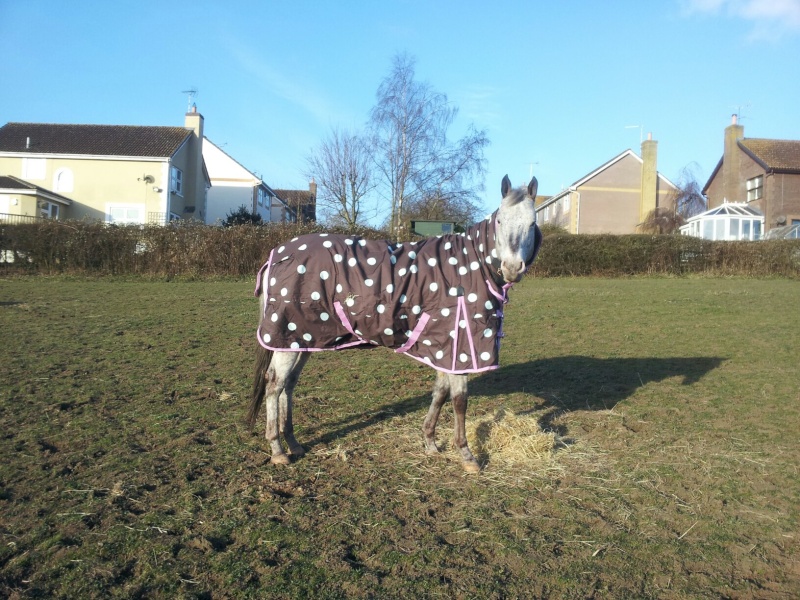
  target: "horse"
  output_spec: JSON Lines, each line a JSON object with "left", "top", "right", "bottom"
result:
{"left": 247, "top": 175, "right": 542, "bottom": 473}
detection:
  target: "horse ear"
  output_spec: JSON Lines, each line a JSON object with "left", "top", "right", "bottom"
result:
{"left": 527, "top": 177, "right": 538, "bottom": 200}
{"left": 501, "top": 175, "right": 511, "bottom": 198}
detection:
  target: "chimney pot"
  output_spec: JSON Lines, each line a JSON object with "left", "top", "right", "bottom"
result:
{"left": 731, "top": 114, "right": 738, "bottom": 125}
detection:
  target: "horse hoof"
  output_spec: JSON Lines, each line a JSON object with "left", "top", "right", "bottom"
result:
{"left": 270, "top": 453, "right": 291, "bottom": 466}
{"left": 289, "top": 446, "right": 306, "bottom": 458}
{"left": 462, "top": 460, "right": 481, "bottom": 473}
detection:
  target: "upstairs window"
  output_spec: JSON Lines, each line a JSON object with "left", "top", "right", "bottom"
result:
{"left": 53, "top": 168, "right": 74, "bottom": 193}
{"left": 22, "top": 158, "right": 46, "bottom": 180}
{"left": 746, "top": 175, "right": 763, "bottom": 202}
{"left": 171, "top": 167, "right": 183, "bottom": 196}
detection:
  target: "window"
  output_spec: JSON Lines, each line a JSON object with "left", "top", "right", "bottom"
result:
{"left": 544, "top": 205, "right": 550, "bottom": 221}
{"left": 746, "top": 175, "right": 763, "bottom": 202}
{"left": 170, "top": 167, "right": 183, "bottom": 196}
{"left": 53, "top": 168, "right": 74, "bottom": 193}
{"left": 563, "top": 194, "right": 570, "bottom": 212}
{"left": 39, "top": 201, "right": 60, "bottom": 219}
{"left": 22, "top": 158, "right": 46, "bottom": 180}
{"left": 106, "top": 204, "right": 145, "bottom": 225}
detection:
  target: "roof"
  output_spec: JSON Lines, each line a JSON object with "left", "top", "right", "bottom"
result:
{"left": 684, "top": 202, "right": 763, "bottom": 223}
{"left": 703, "top": 136, "right": 800, "bottom": 194}
{"left": 274, "top": 189, "right": 313, "bottom": 205}
{"left": 537, "top": 149, "right": 677, "bottom": 209}
{"left": 274, "top": 188, "right": 316, "bottom": 222}
{"left": 0, "top": 122, "right": 192, "bottom": 158}
{"left": 739, "top": 138, "right": 800, "bottom": 173}
{"left": 0, "top": 175, "right": 73, "bottom": 205}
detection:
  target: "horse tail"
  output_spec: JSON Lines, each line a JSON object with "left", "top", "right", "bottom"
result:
{"left": 247, "top": 344, "right": 272, "bottom": 428}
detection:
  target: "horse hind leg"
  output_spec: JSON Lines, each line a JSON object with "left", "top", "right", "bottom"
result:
{"left": 448, "top": 374, "right": 481, "bottom": 473}
{"left": 264, "top": 352, "right": 305, "bottom": 465}
{"left": 278, "top": 352, "right": 309, "bottom": 457}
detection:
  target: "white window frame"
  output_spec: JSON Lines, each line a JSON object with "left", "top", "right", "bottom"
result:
{"left": 53, "top": 168, "right": 74, "bottom": 193}
{"left": 746, "top": 175, "right": 763, "bottom": 202}
{"left": 22, "top": 158, "right": 46, "bottom": 180}
{"left": 106, "top": 203, "right": 145, "bottom": 225}
{"left": 170, "top": 167, "right": 183, "bottom": 196}
{"left": 39, "top": 201, "right": 60, "bottom": 220}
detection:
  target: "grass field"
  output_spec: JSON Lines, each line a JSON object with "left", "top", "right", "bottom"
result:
{"left": 1, "top": 276, "right": 798, "bottom": 599}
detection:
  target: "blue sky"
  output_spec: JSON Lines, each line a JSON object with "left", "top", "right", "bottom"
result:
{"left": 2, "top": 0, "right": 799, "bottom": 221}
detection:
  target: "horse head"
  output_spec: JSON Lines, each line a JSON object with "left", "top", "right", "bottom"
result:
{"left": 494, "top": 175, "right": 542, "bottom": 283}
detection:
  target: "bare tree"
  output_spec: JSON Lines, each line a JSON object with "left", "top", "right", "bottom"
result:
{"left": 640, "top": 164, "right": 708, "bottom": 234}
{"left": 305, "top": 128, "right": 374, "bottom": 228}
{"left": 673, "top": 163, "right": 707, "bottom": 219}
{"left": 369, "top": 53, "right": 488, "bottom": 239}
{"left": 402, "top": 188, "right": 481, "bottom": 233}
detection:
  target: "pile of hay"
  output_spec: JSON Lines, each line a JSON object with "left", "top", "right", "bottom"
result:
{"left": 466, "top": 409, "right": 558, "bottom": 465}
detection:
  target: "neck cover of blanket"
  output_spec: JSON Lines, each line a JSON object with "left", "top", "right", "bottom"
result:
{"left": 255, "top": 213, "right": 530, "bottom": 374}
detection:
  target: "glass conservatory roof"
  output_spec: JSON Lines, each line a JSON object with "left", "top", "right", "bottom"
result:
{"left": 687, "top": 203, "right": 763, "bottom": 221}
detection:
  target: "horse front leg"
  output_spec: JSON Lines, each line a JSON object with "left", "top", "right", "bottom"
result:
{"left": 449, "top": 374, "right": 480, "bottom": 473}
{"left": 423, "top": 371, "right": 450, "bottom": 455}
{"left": 279, "top": 352, "right": 309, "bottom": 457}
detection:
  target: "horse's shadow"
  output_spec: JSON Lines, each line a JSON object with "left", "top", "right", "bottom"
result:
{"left": 300, "top": 355, "right": 724, "bottom": 449}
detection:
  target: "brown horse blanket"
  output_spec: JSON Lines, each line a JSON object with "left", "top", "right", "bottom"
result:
{"left": 255, "top": 214, "right": 541, "bottom": 374}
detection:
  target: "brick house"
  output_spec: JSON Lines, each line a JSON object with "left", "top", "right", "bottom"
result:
{"left": 273, "top": 181, "right": 317, "bottom": 224}
{"left": 535, "top": 135, "right": 677, "bottom": 234}
{"left": 702, "top": 115, "right": 800, "bottom": 233}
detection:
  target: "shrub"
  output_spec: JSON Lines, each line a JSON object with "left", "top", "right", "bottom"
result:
{"left": 1, "top": 220, "right": 797, "bottom": 278}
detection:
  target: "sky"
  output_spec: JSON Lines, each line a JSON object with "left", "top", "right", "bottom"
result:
{"left": 1, "top": 0, "right": 799, "bottom": 223}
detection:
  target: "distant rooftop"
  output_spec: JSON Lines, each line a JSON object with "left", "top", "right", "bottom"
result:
{"left": 0, "top": 122, "right": 192, "bottom": 158}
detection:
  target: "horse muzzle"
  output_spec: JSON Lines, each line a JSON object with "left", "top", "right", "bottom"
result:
{"left": 500, "top": 259, "right": 526, "bottom": 284}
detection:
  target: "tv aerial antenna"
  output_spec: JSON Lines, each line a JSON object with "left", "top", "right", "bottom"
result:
{"left": 625, "top": 124, "right": 643, "bottom": 143}
{"left": 182, "top": 87, "right": 198, "bottom": 111}
{"left": 731, "top": 102, "right": 751, "bottom": 121}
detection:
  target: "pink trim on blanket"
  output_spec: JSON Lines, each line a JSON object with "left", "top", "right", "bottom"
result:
{"left": 395, "top": 312, "right": 431, "bottom": 354}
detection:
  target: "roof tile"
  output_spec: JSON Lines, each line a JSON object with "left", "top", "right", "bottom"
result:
{"left": 739, "top": 138, "right": 800, "bottom": 172}
{"left": 0, "top": 122, "right": 191, "bottom": 157}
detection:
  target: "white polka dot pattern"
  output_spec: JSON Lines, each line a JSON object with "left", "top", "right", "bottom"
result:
{"left": 255, "top": 215, "right": 517, "bottom": 374}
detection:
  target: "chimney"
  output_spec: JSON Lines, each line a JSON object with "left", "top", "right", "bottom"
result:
{"left": 639, "top": 132, "right": 658, "bottom": 223}
{"left": 183, "top": 106, "right": 206, "bottom": 220}
{"left": 722, "top": 114, "right": 744, "bottom": 204}
{"left": 309, "top": 177, "right": 317, "bottom": 198}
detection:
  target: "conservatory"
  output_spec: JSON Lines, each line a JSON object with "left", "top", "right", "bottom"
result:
{"left": 679, "top": 202, "right": 764, "bottom": 241}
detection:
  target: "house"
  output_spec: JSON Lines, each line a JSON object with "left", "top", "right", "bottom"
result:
{"left": 701, "top": 114, "right": 800, "bottom": 234}
{"left": 535, "top": 135, "right": 678, "bottom": 234}
{"left": 0, "top": 175, "right": 73, "bottom": 223}
{"left": 273, "top": 181, "right": 317, "bottom": 224}
{"left": 203, "top": 138, "right": 295, "bottom": 225}
{"left": 0, "top": 107, "right": 210, "bottom": 224}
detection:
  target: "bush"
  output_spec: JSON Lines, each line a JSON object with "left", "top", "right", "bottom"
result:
{"left": 1, "top": 220, "right": 797, "bottom": 278}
